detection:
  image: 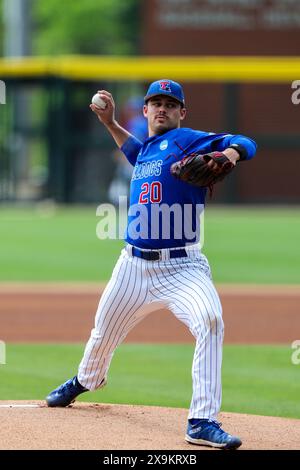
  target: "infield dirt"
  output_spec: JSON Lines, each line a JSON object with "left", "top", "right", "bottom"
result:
{"left": 0, "top": 283, "right": 299, "bottom": 343}
{"left": 0, "top": 401, "right": 299, "bottom": 450}
{"left": 1, "top": 283, "right": 299, "bottom": 450}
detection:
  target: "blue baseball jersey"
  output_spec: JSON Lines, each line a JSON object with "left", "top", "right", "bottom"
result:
{"left": 121, "top": 127, "right": 257, "bottom": 249}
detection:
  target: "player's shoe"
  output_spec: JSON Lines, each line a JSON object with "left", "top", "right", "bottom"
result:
{"left": 185, "top": 419, "right": 242, "bottom": 450}
{"left": 46, "top": 376, "right": 88, "bottom": 407}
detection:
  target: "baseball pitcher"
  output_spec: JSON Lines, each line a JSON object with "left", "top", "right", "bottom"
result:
{"left": 46, "top": 79, "right": 257, "bottom": 449}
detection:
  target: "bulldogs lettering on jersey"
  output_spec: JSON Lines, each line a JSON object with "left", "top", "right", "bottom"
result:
{"left": 132, "top": 160, "right": 163, "bottom": 181}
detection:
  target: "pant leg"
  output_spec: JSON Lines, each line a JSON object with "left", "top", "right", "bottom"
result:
{"left": 147, "top": 253, "right": 224, "bottom": 420}
{"left": 78, "top": 250, "right": 150, "bottom": 390}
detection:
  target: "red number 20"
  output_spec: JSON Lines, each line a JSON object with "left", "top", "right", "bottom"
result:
{"left": 139, "top": 181, "right": 162, "bottom": 204}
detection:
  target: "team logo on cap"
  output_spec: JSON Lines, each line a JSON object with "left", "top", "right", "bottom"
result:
{"left": 159, "top": 80, "right": 171, "bottom": 92}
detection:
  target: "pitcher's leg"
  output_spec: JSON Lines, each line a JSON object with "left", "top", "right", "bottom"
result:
{"left": 188, "top": 304, "right": 224, "bottom": 420}
{"left": 171, "top": 285, "right": 223, "bottom": 419}
{"left": 78, "top": 254, "right": 149, "bottom": 390}
{"left": 150, "top": 258, "right": 224, "bottom": 419}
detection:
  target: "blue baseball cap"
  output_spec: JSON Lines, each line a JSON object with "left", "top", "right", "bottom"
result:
{"left": 144, "top": 79, "right": 185, "bottom": 106}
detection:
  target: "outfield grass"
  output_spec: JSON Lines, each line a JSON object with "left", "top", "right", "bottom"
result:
{"left": 0, "top": 343, "right": 299, "bottom": 419}
{"left": 0, "top": 205, "right": 300, "bottom": 283}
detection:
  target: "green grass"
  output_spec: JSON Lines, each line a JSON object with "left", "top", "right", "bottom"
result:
{"left": 0, "top": 205, "right": 123, "bottom": 281}
{"left": 204, "top": 208, "right": 300, "bottom": 284}
{"left": 0, "top": 343, "right": 299, "bottom": 419}
{"left": 0, "top": 205, "right": 300, "bottom": 283}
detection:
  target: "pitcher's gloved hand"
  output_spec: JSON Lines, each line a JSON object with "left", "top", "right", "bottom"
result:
{"left": 170, "top": 151, "right": 235, "bottom": 188}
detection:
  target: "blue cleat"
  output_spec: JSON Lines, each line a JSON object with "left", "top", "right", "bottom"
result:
{"left": 185, "top": 419, "right": 242, "bottom": 450}
{"left": 46, "top": 376, "right": 88, "bottom": 407}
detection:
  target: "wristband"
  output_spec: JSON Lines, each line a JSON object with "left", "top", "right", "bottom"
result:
{"left": 228, "top": 144, "right": 247, "bottom": 161}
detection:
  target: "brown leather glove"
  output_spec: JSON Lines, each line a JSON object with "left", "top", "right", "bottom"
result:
{"left": 170, "top": 151, "right": 235, "bottom": 188}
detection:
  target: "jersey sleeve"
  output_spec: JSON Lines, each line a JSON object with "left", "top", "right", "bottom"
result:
{"left": 120, "top": 136, "right": 143, "bottom": 166}
{"left": 210, "top": 133, "right": 257, "bottom": 161}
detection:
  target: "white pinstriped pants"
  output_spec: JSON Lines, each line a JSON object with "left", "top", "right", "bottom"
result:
{"left": 78, "top": 244, "right": 224, "bottom": 420}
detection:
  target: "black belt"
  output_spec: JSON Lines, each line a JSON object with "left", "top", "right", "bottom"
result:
{"left": 131, "top": 246, "right": 188, "bottom": 261}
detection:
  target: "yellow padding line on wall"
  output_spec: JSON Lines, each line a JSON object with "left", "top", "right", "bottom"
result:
{"left": 0, "top": 55, "right": 299, "bottom": 82}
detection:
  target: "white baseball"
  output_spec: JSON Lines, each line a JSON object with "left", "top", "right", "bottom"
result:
{"left": 91, "top": 94, "right": 107, "bottom": 109}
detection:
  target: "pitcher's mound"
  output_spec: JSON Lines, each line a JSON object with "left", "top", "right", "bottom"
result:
{"left": 0, "top": 401, "right": 299, "bottom": 450}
